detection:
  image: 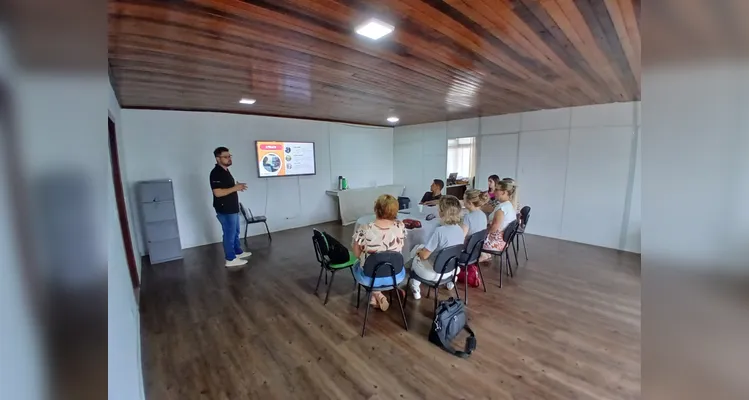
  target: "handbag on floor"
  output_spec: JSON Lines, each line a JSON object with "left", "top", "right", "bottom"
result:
{"left": 429, "top": 297, "right": 476, "bottom": 358}
{"left": 457, "top": 264, "right": 481, "bottom": 288}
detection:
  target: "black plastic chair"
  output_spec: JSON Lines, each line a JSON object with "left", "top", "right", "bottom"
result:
{"left": 240, "top": 202, "right": 271, "bottom": 243}
{"left": 404, "top": 244, "right": 464, "bottom": 313}
{"left": 481, "top": 220, "right": 520, "bottom": 288}
{"left": 355, "top": 251, "right": 408, "bottom": 337}
{"left": 458, "top": 229, "right": 488, "bottom": 305}
{"left": 515, "top": 206, "right": 531, "bottom": 261}
{"left": 312, "top": 229, "right": 357, "bottom": 305}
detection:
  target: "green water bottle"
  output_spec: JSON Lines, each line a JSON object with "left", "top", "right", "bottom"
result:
{"left": 341, "top": 177, "right": 348, "bottom": 190}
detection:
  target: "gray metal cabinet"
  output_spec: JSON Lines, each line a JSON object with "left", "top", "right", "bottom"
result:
{"left": 138, "top": 180, "right": 182, "bottom": 264}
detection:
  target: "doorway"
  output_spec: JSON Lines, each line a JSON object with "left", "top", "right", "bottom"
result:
{"left": 109, "top": 117, "right": 139, "bottom": 288}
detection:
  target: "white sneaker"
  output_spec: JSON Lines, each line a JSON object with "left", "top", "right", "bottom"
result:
{"left": 225, "top": 258, "right": 248, "bottom": 268}
{"left": 446, "top": 282, "right": 455, "bottom": 290}
{"left": 411, "top": 289, "right": 421, "bottom": 300}
{"left": 236, "top": 251, "right": 253, "bottom": 259}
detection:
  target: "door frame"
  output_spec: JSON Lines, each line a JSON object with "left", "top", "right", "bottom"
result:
{"left": 109, "top": 116, "right": 140, "bottom": 288}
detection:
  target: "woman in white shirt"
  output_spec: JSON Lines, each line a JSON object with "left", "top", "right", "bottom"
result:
{"left": 461, "top": 189, "right": 489, "bottom": 236}
{"left": 480, "top": 180, "right": 517, "bottom": 262}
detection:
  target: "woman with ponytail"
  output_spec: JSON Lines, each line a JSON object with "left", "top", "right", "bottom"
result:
{"left": 479, "top": 180, "right": 517, "bottom": 262}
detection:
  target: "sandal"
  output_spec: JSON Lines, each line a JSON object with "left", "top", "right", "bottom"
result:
{"left": 369, "top": 294, "right": 379, "bottom": 309}
{"left": 375, "top": 292, "right": 389, "bottom": 311}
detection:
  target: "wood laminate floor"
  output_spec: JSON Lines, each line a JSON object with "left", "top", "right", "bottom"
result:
{"left": 140, "top": 222, "right": 641, "bottom": 400}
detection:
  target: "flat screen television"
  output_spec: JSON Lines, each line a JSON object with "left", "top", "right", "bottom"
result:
{"left": 255, "top": 141, "right": 316, "bottom": 178}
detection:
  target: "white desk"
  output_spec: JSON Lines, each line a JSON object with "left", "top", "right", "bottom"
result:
{"left": 327, "top": 184, "right": 405, "bottom": 225}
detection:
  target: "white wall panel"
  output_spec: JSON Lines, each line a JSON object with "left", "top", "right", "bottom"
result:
{"left": 561, "top": 127, "right": 634, "bottom": 249}
{"left": 481, "top": 113, "right": 521, "bottom": 135}
{"left": 517, "top": 129, "right": 570, "bottom": 239}
{"left": 447, "top": 118, "right": 479, "bottom": 138}
{"left": 521, "top": 108, "right": 570, "bottom": 131}
{"left": 571, "top": 102, "right": 635, "bottom": 127}
{"left": 329, "top": 123, "right": 393, "bottom": 188}
{"left": 624, "top": 127, "right": 641, "bottom": 252}
{"left": 476, "top": 133, "right": 518, "bottom": 190}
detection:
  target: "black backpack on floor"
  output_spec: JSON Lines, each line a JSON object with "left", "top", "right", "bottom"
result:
{"left": 429, "top": 297, "right": 476, "bottom": 358}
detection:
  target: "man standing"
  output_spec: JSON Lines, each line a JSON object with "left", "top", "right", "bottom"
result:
{"left": 210, "top": 147, "right": 252, "bottom": 268}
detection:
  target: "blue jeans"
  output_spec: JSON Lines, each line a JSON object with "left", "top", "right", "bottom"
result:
{"left": 216, "top": 213, "right": 243, "bottom": 261}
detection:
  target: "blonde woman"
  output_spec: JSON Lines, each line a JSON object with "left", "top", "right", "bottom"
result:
{"left": 352, "top": 194, "right": 406, "bottom": 311}
{"left": 407, "top": 195, "right": 465, "bottom": 299}
{"left": 480, "top": 180, "right": 517, "bottom": 262}
{"left": 502, "top": 177, "right": 520, "bottom": 211}
{"left": 462, "top": 189, "right": 489, "bottom": 236}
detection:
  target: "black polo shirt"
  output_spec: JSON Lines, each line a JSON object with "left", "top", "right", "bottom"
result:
{"left": 210, "top": 164, "right": 239, "bottom": 214}
{"left": 420, "top": 191, "right": 442, "bottom": 204}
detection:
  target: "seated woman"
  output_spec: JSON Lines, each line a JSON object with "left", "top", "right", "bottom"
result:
{"left": 502, "top": 177, "right": 524, "bottom": 221}
{"left": 407, "top": 195, "right": 465, "bottom": 299}
{"left": 481, "top": 175, "right": 501, "bottom": 213}
{"left": 352, "top": 194, "right": 406, "bottom": 311}
{"left": 461, "top": 189, "right": 489, "bottom": 237}
{"left": 480, "top": 180, "right": 517, "bottom": 262}
{"left": 419, "top": 179, "right": 444, "bottom": 205}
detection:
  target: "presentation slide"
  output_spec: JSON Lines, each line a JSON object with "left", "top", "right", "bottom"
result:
{"left": 256, "top": 141, "right": 316, "bottom": 177}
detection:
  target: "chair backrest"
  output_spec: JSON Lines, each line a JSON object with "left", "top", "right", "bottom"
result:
{"left": 461, "top": 229, "right": 488, "bottom": 265}
{"left": 312, "top": 228, "right": 328, "bottom": 263}
{"left": 239, "top": 202, "right": 251, "bottom": 222}
{"left": 431, "top": 244, "right": 465, "bottom": 280}
{"left": 519, "top": 206, "right": 531, "bottom": 226}
{"left": 361, "top": 251, "right": 404, "bottom": 278}
{"left": 502, "top": 220, "right": 520, "bottom": 246}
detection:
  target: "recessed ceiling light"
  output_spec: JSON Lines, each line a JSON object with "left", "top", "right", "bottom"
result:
{"left": 239, "top": 98, "right": 256, "bottom": 105}
{"left": 387, "top": 116, "right": 400, "bottom": 123}
{"left": 355, "top": 19, "right": 394, "bottom": 40}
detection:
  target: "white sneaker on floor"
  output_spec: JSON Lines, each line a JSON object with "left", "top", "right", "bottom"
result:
{"left": 225, "top": 258, "right": 248, "bottom": 268}
{"left": 236, "top": 251, "right": 253, "bottom": 259}
{"left": 446, "top": 282, "right": 455, "bottom": 290}
{"left": 412, "top": 289, "right": 421, "bottom": 300}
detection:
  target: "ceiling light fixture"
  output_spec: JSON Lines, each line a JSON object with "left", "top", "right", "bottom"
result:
{"left": 387, "top": 116, "right": 400, "bottom": 123}
{"left": 355, "top": 19, "right": 394, "bottom": 40}
{"left": 239, "top": 98, "right": 256, "bottom": 105}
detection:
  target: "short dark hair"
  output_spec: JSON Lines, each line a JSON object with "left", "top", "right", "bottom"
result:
{"left": 213, "top": 147, "right": 229, "bottom": 157}
{"left": 433, "top": 179, "right": 444, "bottom": 190}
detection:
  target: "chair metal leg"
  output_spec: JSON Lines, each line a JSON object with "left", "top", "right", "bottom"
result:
{"left": 426, "top": 285, "right": 431, "bottom": 299}
{"left": 507, "top": 252, "right": 514, "bottom": 278}
{"left": 391, "top": 273, "right": 408, "bottom": 331}
{"left": 314, "top": 267, "right": 325, "bottom": 295}
{"left": 476, "top": 264, "right": 487, "bottom": 292}
{"left": 521, "top": 234, "right": 528, "bottom": 260}
{"left": 325, "top": 270, "right": 328, "bottom": 285}
{"left": 433, "top": 287, "right": 439, "bottom": 313}
{"left": 356, "top": 284, "right": 361, "bottom": 309}
{"left": 453, "top": 280, "right": 461, "bottom": 301}
{"left": 361, "top": 291, "right": 373, "bottom": 337}
{"left": 512, "top": 241, "right": 519, "bottom": 266}
{"left": 499, "top": 257, "right": 503, "bottom": 288}
{"left": 244, "top": 223, "right": 249, "bottom": 242}
{"left": 349, "top": 267, "right": 356, "bottom": 290}
{"left": 324, "top": 271, "right": 336, "bottom": 305}
{"left": 404, "top": 276, "right": 411, "bottom": 306}
{"left": 464, "top": 266, "right": 469, "bottom": 305}
{"left": 264, "top": 221, "right": 272, "bottom": 241}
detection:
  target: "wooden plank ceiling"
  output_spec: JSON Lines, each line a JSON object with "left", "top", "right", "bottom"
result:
{"left": 109, "top": 0, "right": 640, "bottom": 126}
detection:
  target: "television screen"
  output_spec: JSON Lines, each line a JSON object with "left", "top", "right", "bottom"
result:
{"left": 255, "top": 141, "right": 316, "bottom": 178}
